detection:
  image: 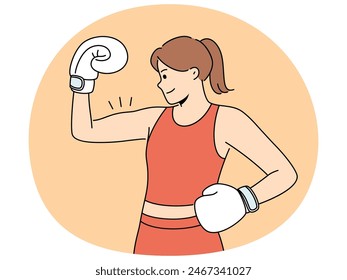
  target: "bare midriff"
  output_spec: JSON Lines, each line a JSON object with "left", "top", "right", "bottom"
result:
{"left": 143, "top": 201, "right": 195, "bottom": 219}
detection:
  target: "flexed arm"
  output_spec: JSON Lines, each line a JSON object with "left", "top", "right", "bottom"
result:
{"left": 70, "top": 36, "right": 163, "bottom": 143}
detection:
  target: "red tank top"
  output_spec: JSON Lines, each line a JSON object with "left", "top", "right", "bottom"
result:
{"left": 145, "top": 104, "right": 224, "bottom": 206}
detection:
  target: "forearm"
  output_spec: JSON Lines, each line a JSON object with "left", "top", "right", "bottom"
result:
{"left": 71, "top": 92, "right": 94, "bottom": 140}
{"left": 69, "top": 36, "right": 128, "bottom": 141}
{"left": 251, "top": 166, "right": 298, "bottom": 204}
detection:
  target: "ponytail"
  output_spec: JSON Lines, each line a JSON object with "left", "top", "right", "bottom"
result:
{"left": 201, "top": 38, "right": 233, "bottom": 94}
{"left": 151, "top": 36, "right": 233, "bottom": 94}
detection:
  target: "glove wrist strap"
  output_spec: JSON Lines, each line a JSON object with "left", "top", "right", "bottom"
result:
{"left": 70, "top": 75, "right": 95, "bottom": 94}
{"left": 238, "top": 186, "right": 259, "bottom": 213}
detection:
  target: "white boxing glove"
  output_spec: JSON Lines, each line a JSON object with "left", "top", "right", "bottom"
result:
{"left": 194, "top": 184, "right": 259, "bottom": 233}
{"left": 69, "top": 36, "right": 128, "bottom": 93}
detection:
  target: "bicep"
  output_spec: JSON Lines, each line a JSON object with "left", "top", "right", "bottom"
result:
{"left": 86, "top": 107, "right": 164, "bottom": 143}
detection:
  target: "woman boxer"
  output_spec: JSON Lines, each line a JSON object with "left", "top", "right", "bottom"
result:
{"left": 70, "top": 36, "right": 297, "bottom": 255}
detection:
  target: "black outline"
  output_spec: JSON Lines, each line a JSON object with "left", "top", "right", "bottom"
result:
{"left": 87, "top": 94, "right": 93, "bottom": 129}
{"left": 144, "top": 200, "right": 195, "bottom": 208}
{"left": 213, "top": 105, "right": 226, "bottom": 160}
{"left": 140, "top": 221, "right": 200, "bottom": 231}
{"left": 71, "top": 105, "right": 166, "bottom": 144}
{"left": 108, "top": 100, "right": 114, "bottom": 110}
{"left": 165, "top": 88, "right": 176, "bottom": 94}
{"left": 69, "top": 75, "right": 85, "bottom": 91}
{"left": 194, "top": 183, "right": 246, "bottom": 234}
{"left": 70, "top": 35, "right": 298, "bottom": 256}
{"left": 222, "top": 105, "right": 298, "bottom": 202}
{"left": 141, "top": 212, "right": 196, "bottom": 221}
{"left": 200, "top": 37, "right": 234, "bottom": 93}
{"left": 171, "top": 104, "right": 212, "bottom": 127}
{"left": 132, "top": 111, "right": 166, "bottom": 254}
{"left": 238, "top": 186, "right": 259, "bottom": 212}
{"left": 69, "top": 35, "right": 129, "bottom": 75}
{"left": 141, "top": 201, "right": 196, "bottom": 220}
{"left": 178, "top": 94, "right": 189, "bottom": 106}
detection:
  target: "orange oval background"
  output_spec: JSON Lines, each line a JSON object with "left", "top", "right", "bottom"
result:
{"left": 29, "top": 5, "right": 318, "bottom": 253}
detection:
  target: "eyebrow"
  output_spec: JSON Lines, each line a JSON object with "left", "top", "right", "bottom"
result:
{"left": 160, "top": 69, "right": 168, "bottom": 73}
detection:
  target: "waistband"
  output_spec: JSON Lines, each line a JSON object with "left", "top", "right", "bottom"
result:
{"left": 141, "top": 214, "right": 200, "bottom": 229}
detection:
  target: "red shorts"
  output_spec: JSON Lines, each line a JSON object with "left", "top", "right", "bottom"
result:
{"left": 134, "top": 214, "right": 223, "bottom": 256}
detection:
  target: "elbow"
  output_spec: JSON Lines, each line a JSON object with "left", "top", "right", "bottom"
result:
{"left": 71, "top": 132, "right": 86, "bottom": 142}
{"left": 282, "top": 163, "right": 298, "bottom": 192}
{"left": 71, "top": 130, "right": 86, "bottom": 142}
{"left": 71, "top": 127, "right": 94, "bottom": 142}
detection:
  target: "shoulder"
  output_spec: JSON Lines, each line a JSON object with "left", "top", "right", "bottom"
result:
{"left": 140, "top": 106, "right": 167, "bottom": 131}
{"left": 215, "top": 104, "right": 267, "bottom": 146}
{"left": 215, "top": 105, "right": 262, "bottom": 141}
{"left": 214, "top": 106, "right": 255, "bottom": 157}
{"left": 216, "top": 105, "right": 253, "bottom": 126}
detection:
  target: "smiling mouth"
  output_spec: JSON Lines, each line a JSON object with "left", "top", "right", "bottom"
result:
{"left": 165, "top": 88, "right": 175, "bottom": 94}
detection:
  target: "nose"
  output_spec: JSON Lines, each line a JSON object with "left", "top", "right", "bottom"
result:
{"left": 157, "top": 80, "right": 162, "bottom": 90}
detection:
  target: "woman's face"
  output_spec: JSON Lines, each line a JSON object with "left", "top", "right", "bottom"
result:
{"left": 156, "top": 60, "right": 199, "bottom": 105}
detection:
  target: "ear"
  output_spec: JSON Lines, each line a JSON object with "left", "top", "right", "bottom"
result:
{"left": 190, "top": 67, "right": 200, "bottom": 80}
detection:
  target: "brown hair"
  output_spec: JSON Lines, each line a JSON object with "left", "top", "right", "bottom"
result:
{"left": 150, "top": 36, "right": 233, "bottom": 94}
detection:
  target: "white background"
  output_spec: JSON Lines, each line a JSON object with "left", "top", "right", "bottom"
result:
{"left": 1, "top": 0, "right": 346, "bottom": 279}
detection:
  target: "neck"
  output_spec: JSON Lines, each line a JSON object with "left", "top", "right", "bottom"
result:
{"left": 173, "top": 82, "right": 211, "bottom": 125}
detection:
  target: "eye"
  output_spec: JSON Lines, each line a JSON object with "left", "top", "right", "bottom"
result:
{"left": 163, "top": 74, "right": 167, "bottom": 79}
